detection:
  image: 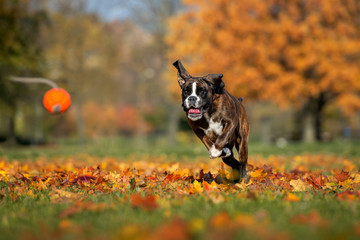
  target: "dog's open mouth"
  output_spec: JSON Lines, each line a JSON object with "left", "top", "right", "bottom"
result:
{"left": 189, "top": 108, "right": 201, "bottom": 114}
{"left": 187, "top": 108, "right": 203, "bottom": 120}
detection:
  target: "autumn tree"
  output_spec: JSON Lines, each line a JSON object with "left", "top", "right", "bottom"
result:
{"left": 167, "top": 0, "right": 360, "bottom": 142}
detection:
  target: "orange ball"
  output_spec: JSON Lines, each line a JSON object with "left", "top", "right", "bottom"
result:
{"left": 43, "top": 88, "right": 71, "bottom": 114}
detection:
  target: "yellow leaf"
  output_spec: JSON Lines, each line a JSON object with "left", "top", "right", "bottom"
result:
{"left": 353, "top": 174, "right": 360, "bottom": 183}
{"left": 285, "top": 192, "right": 300, "bottom": 202}
{"left": 193, "top": 180, "right": 203, "bottom": 193}
{"left": 290, "top": 179, "right": 308, "bottom": 192}
{"left": 249, "top": 169, "right": 267, "bottom": 179}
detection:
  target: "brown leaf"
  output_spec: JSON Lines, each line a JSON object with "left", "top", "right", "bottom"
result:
{"left": 204, "top": 171, "right": 214, "bottom": 184}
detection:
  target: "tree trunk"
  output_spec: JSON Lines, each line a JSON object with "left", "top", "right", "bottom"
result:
{"left": 291, "top": 107, "right": 305, "bottom": 141}
{"left": 303, "top": 112, "right": 315, "bottom": 143}
{"left": 314, "top": 93, "right": 326, "bottom": 141}
{"left": 294, "top": 93, "right": 327, "bottom": 142}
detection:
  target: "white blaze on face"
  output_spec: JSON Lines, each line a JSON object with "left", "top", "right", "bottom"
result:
{"left": 185, "top": 82, "right": 200, "bottom": 109}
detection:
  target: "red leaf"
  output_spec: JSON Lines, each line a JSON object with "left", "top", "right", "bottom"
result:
{"left": 165, "top": 174, "right": 181, "bottom": 182}
{"left": 334, "top": 170, "right": 350, "bottom": 182}
{"left": 306, "top": 174, "right": 327, "bottom": 189}
{"left": 72, "top": 175, "right": 96, "bottom": 183}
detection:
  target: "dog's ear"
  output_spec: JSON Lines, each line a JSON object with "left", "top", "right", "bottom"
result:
{"left": 173, "top": 60, "right": 191, "bottom": 88}
{"left": 205, "top": 74, "right": 225, "bottom": 94}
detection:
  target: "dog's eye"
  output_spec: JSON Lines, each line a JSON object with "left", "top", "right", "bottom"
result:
{"left": 200, "top": 89, "right": 207, "bottom": 95}
{"left": 183, "top": 90, "right": 189, "bottom": 95}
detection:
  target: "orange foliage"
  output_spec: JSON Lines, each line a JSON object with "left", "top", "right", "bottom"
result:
{"left": 82, "top": 102, "right": 118, "bottom": 138}
{"left": 167, "top": 0, "right": 360, "bottom": 114}
{"left": 117, "top": 105, "right": 153, "bottom": 135}
{"left": 69, "top": 103, "right": 153, "bottom": 138}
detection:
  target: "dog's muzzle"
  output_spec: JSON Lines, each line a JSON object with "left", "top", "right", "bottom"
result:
{"left": 187, "top": 107, "right": 203, "bottom": 121}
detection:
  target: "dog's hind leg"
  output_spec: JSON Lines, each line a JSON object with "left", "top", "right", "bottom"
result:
{"left": 221, "top": 152, "right": 241, "bottom": 183}
{"left": 235, "top": 135, "right": 249, "bottom": 183}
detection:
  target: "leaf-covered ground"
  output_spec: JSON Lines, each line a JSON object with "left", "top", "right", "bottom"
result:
{"left": 1, "top": 154, "right": 360, "bottom": 239}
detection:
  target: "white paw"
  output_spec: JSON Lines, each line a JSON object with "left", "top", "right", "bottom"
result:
{"left": 209, "top": 145, "right": 222, "bottom": 159}
{"left": 222, "top": 147, "right": 231, "bottom": 158}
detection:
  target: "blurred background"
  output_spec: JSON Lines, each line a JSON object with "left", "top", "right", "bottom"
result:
{"left": 0, "top": 0, "right": 359, "bottom": 153}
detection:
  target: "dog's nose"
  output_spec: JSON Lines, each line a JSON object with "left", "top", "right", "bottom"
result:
{"left": 188, "top": 96, "right": 197, "bottom": 105}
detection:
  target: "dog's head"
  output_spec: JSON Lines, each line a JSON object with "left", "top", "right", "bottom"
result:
{"left": 173, "top": 60, "right": 225, "bottom": 121}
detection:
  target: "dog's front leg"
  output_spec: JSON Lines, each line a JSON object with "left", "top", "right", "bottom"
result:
{"left": 194, "top": 129, "right": 215, "bottom": 154}
{"left": 211, "top": 122, "right": 236, "bottom": 159}
{"left": 194, "top": 124, "right": 233, "bottom": 159}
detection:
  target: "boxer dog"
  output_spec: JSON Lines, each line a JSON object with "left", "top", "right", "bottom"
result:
{"left": 173, "top": 60, "right": 250, "bottom": 183}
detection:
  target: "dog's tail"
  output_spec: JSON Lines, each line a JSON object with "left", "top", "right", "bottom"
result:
{"left": 238, "top": 97, "right": 244, "bottom": 103}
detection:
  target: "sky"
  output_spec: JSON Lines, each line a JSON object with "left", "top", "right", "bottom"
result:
{"left": 85, "top": 0, "right": 135, "bottom": 22}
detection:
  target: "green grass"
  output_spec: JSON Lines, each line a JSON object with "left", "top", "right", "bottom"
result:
{"left": 0, "top": 192, "right": 359, "bottom": 240}
{"left": 1, "top": 136, "right": 359, "bottom": 161}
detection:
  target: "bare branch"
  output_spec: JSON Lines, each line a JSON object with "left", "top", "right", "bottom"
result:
{"left": 9, "top": 76, "right": 59, "bottom": 89}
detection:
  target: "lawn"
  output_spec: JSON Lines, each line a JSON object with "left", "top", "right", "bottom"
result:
{"left": 0, "top": 138, "right": 360, "bottom": 239}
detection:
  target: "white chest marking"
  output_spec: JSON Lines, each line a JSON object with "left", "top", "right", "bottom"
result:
{"left": 202, "top": 114, "right": 223, "bottom": 136}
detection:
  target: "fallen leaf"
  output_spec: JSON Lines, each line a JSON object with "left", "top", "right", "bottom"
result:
{"left": 334, "top": 170, "right": 350, "bottom": 182}
{"left": 193, "top": 180, "right": 203, "bottom": 193}
{"left": 72, "top": 175, "right": 96, "bottom": 183}
{"left": 249, "top": 169, "right": 267, "bottom": 179}
{"left": 130, "top": 193, "right": 158, "bottom": 211}
{"left": 290, "top": 179, "right": 308, "bottom": 192}
{"left": 285, "top": 192, "right": 300, "bottom": 202}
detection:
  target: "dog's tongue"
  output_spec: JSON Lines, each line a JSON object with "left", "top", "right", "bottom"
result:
{"left": 189, "top": 108, "right": 201, "bottom": 114}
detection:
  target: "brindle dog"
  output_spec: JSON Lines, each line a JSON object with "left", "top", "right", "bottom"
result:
{"left": 173, "top": 60, "right": 250, "bottom": 182}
